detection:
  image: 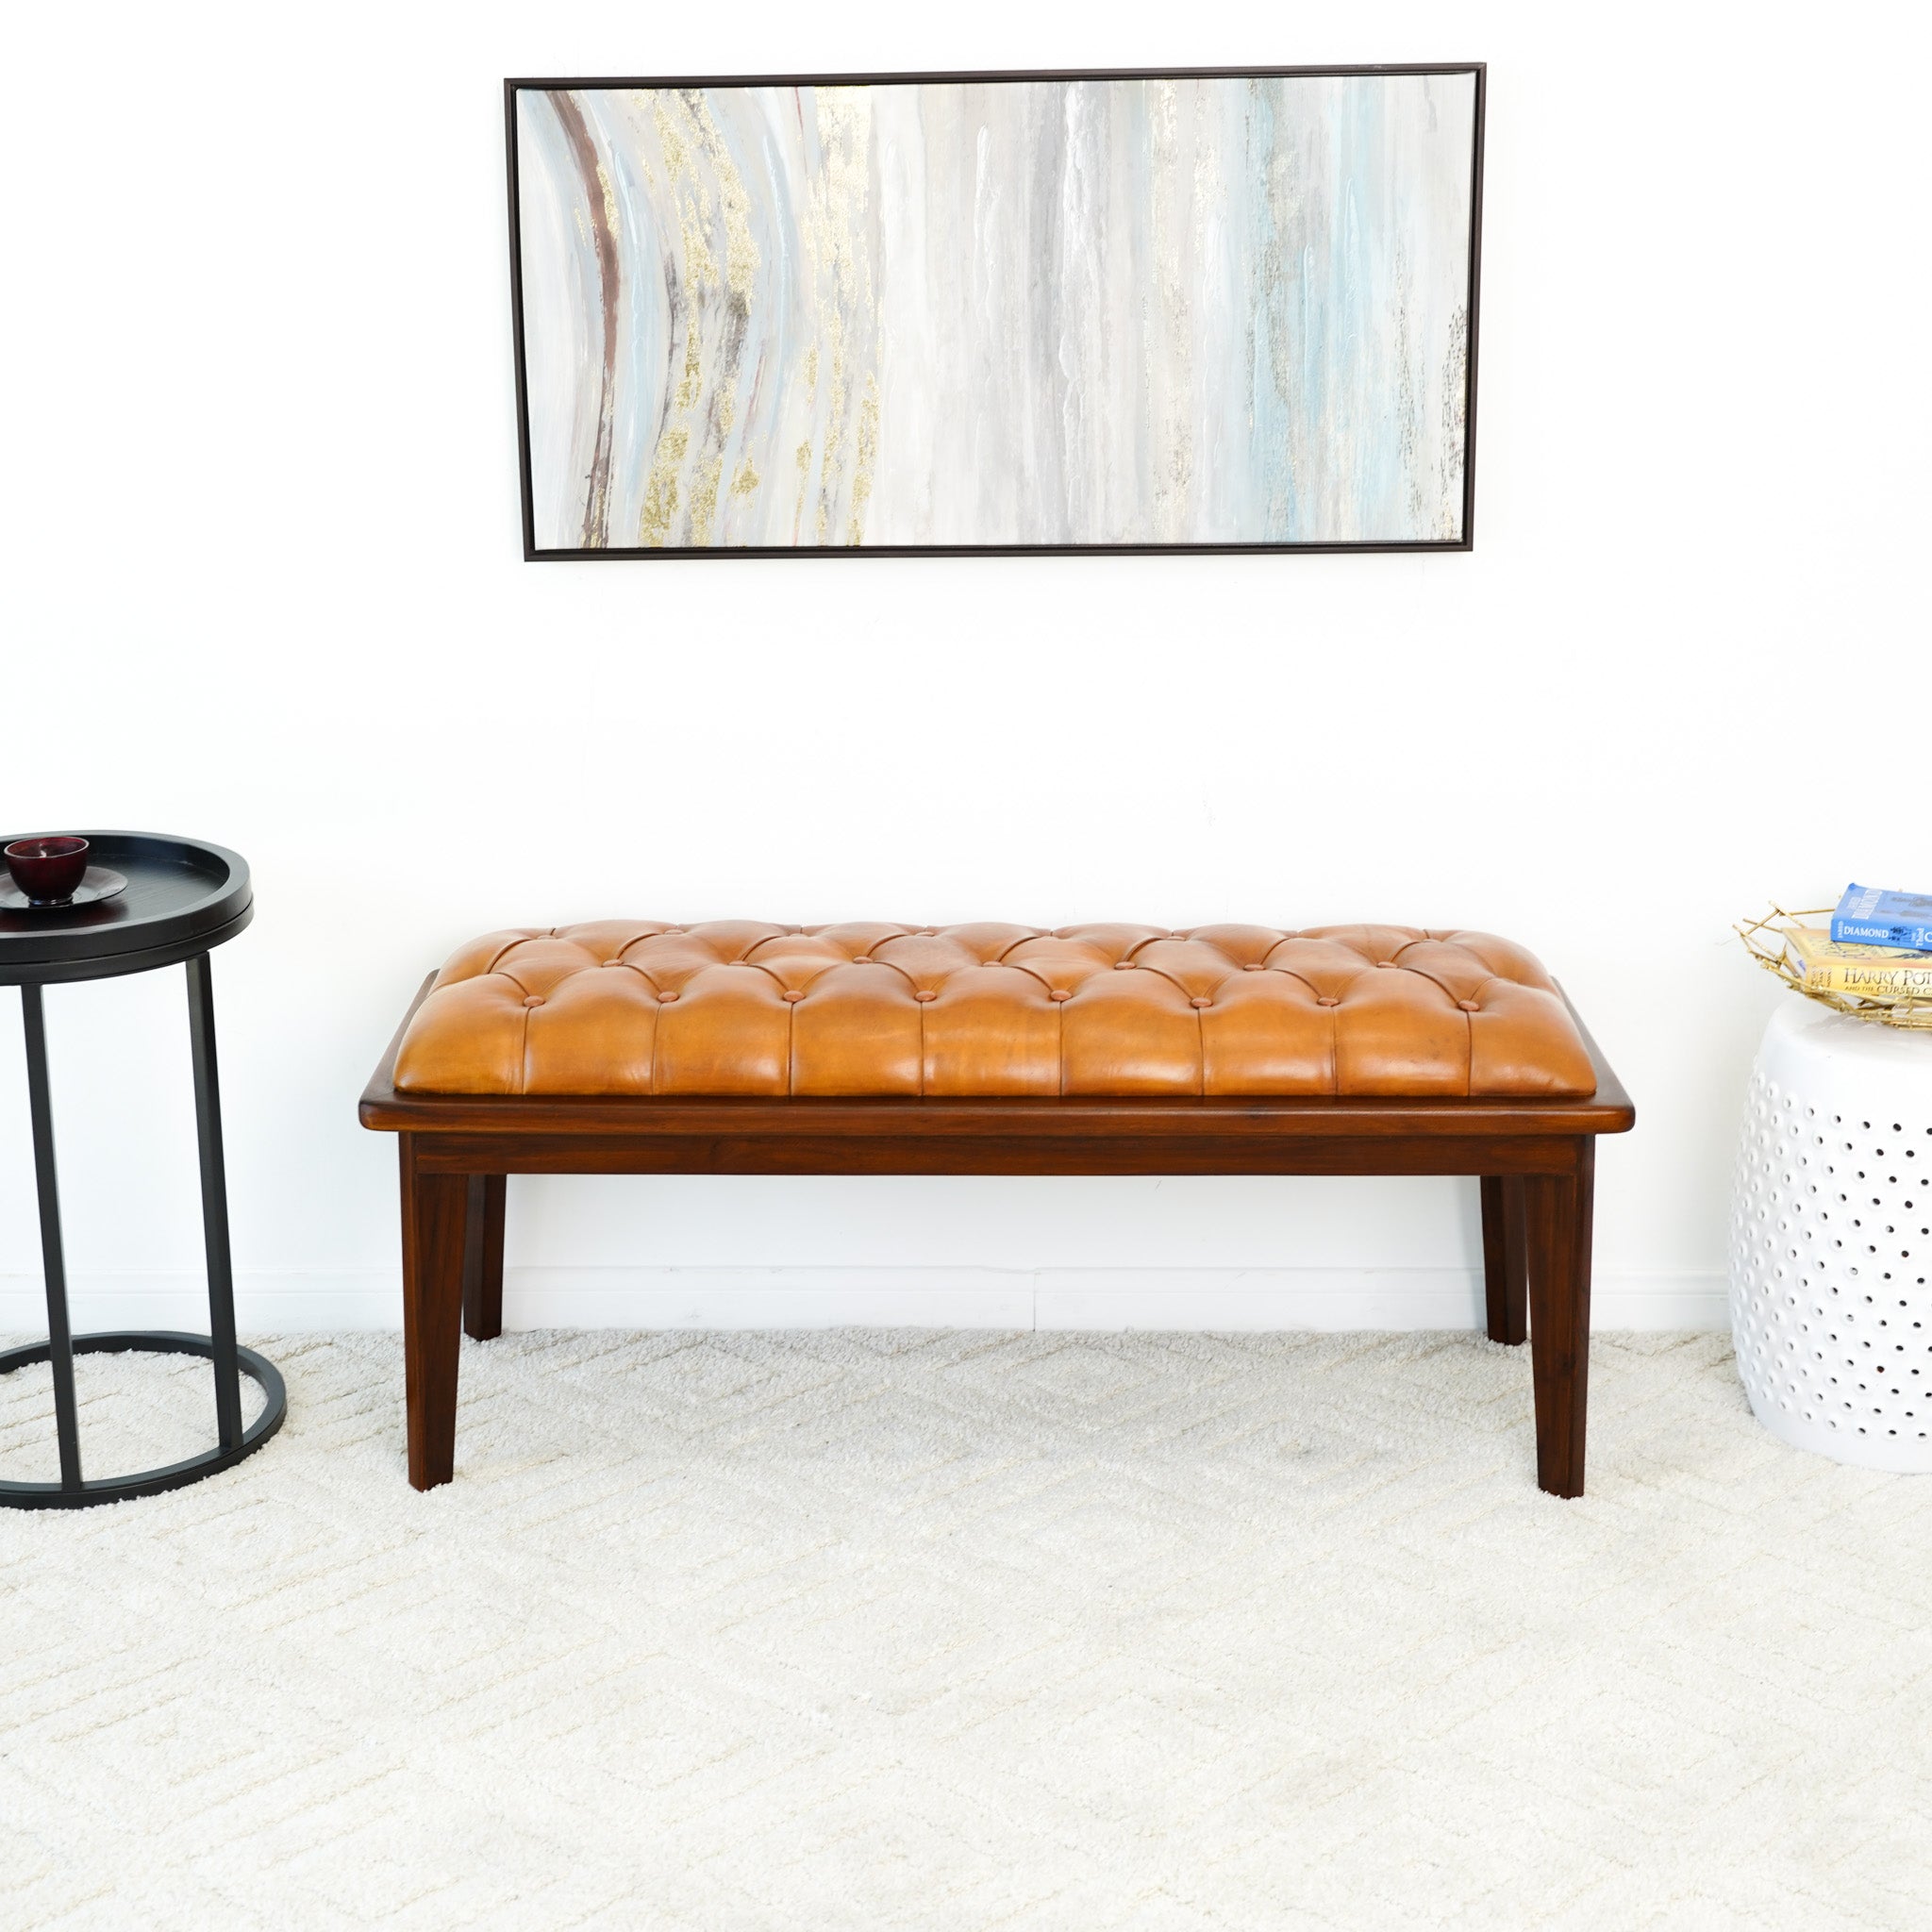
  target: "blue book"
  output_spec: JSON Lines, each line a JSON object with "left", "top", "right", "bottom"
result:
{"left": 1831, "top": 884, "right": 1932, "bottom": 953}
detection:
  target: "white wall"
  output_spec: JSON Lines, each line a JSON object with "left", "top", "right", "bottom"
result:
{"left": 2, "top": 1, "right": 1923, "bottom": 1337}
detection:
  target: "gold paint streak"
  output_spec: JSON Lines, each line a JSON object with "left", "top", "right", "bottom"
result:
{"left": 625, "top": 92, "right": 659, "bottom": 187}
{"left": 845, "top": 375, "right": 879, "bottom": 544}
{"left": 691, "top": 95, "right": 759, "bottom": 301}
{"left": 637, "top": 426, "right": 691, "bottom": 547}
{"left": 637, "top": 87, "right": 760, "bottom": 548}
{"left": 791, "top": 440, "right": 811, "bottom": 543}
{"left": 653, "top": 96, "right": 689, "bottom": 179}
{"left": 688, "top": 453, "right": 723, "bottom": 545}
{"left": 678, "top": 190, "right": 719, "bottom": 291}
{"left": 676, "top": 327, "right": 703, "bottom": 409}
{"left": 797, "top": 89, "right": 879, "bottom": 550}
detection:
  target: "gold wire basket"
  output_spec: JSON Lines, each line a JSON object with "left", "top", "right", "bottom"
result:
{"left": 1736, "top": 905, "right": 1932, "bottom": 1030}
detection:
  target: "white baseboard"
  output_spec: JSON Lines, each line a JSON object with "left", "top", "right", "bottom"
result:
{"left": 0, "top": 1267, "right": 1731, "bottom": 1334}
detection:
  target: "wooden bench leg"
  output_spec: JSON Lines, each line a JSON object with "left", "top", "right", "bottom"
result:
{"left": 1524, "top": 1141, "right": 1595, "bottom": 1499}
{"left": 400, "top": 1135, "right": 465, "bottom": 1491}
{"left": 1479, "top": 1175, "right": 1528, "bottom": 1346}
{"left": 462, "top": 1175, "right": 506, "bottom": 1341}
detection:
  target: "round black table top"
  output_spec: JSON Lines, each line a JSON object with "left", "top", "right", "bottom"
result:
{"left": 0, "top": 832, "right": 251, "bottom": 986}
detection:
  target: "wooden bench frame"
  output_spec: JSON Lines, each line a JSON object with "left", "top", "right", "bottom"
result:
{"left": 361, "top": 975, "right": 1634, "bottom": 1497}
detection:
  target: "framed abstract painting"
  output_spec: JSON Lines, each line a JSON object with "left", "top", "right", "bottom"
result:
{"left": 506, "top": 65, "right": 1485, "bottom": 558}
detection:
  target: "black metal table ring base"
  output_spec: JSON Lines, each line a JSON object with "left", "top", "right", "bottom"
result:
{"left": 0, "top": 1332, "right": 287, "bottom": 1509}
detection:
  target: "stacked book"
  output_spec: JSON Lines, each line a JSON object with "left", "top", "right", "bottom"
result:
{"left": 1830, "top": 883, "right": 1932, "bottom": 950}
{"left": 1784, "top": 885, "right": 1932, "bottom": 1004}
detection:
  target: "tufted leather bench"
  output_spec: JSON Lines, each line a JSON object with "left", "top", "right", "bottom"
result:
{"left": 361, "top": 923, "right": 1634, "bottom": 1496}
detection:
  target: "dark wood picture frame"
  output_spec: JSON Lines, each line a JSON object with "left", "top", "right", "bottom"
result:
{"left": 506, "top": 64, "right": 1487, "bottom": 560}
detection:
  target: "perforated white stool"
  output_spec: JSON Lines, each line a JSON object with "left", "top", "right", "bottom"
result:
{"left": 1730, "top": 1000, "right": 1932, "bottom": 1471}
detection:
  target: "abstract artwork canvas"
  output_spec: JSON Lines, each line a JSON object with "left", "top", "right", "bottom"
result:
{"left": 508, "top": 67, "right": 1484, "bottom": 558}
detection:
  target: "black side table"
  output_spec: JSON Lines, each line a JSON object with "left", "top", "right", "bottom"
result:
{"left": 0, "top": 832, "right": 285, "bottom": 1507}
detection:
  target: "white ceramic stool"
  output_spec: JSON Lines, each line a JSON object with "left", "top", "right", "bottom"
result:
{"left": 1730, "top": 1000, "right": 1932, "bottom": 1470}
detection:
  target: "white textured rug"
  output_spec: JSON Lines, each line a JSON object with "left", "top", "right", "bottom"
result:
{"left": 2, "top": 1329, "right": 1929, "bottom": 1930}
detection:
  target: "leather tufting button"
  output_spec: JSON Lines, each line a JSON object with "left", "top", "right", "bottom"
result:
{"left": 1244, "top": 963, "right": 1264, "bottom": 971}
{"left": 1191, "top": 997, "right": 1212, "bottom": 1009}
{"left": 782, "top": 991, "right": 805, "bottom": 1003}
{"left": 1114, "top": 960, "right": 1135, "bottom": 970}
{"left": 658, "top": 991, "right": 679, "bottom": 1004}
{"left": 1376, "top": 959, "right": 1398, "bottom": 969}
{"left": 1049, "top": 990, "right": 1073, "bottom": 1003}
{"left": 1316, "top": 995, "right": 1341, "bottom": 1008}
{"left": 523, "top": 995, "right": 544, "bottom": 1008}
{"left": 914, "top": 991, "right": 939, "bottom": 1004}
{"left": 1459, "top": 1000, "right": 1481, "bottom": 1013}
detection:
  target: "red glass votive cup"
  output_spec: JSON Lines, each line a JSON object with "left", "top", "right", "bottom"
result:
{"left": 5, "top": 836, "right": 91, "bottom": 904}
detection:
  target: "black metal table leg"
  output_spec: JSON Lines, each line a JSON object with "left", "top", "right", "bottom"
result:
{"left": 20, "top": 985, "right": 82, "bottom": 1493}
{"left": 186, "top": 952, "right": 243, "bottom": 1452}
{"left": 0, "top": 938, "right": 285, "bottom": 1510}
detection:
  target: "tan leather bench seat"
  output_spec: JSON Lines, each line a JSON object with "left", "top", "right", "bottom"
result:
{"left": 391, "top": 922, "right": 1596, "bottom": 1100}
